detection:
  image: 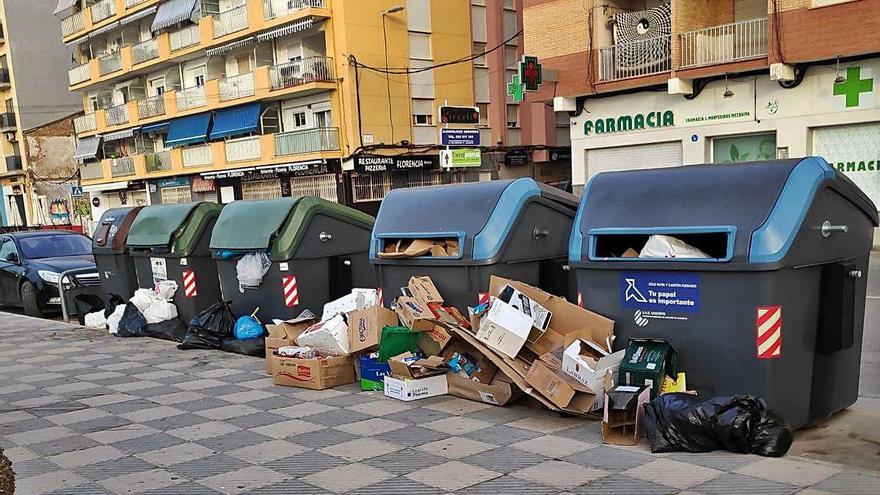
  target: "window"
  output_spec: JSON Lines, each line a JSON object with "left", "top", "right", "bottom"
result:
{"left": 412, "top": 99, "right": 434, "bottom": 126}
{"left": 406, "top": 0, "right": 432, "bottom": 33}
{"left": 408, "top": 32, "right": 432, "bottom": 60}
{"left": 149, "top": 77, "right": 166, "bottom": 96}
{"left": 474, "top": 67, "right": 489, "bottom": 103}
{"left": 471, "top": 5, "right": 487, "bottom": 42}
{"left": 503, "top": 0, "right": 515, "bottom": 9}
{"left": 503, "top": 9, "right": 518, "bottom": 43}
{"left": 472, "top": 42, "right": 487, "bottom": 67}
{"left": 0, "top": 238, "right": 16, "bottom": 262}
{"left": 160, "top": 186, "right": 192, "bottom": 204}
{"left": 402, "top": 170, "right": 442, "bottom": 188}
{"left": 4, "top": 99, "right": 13, "bottom": 114}
{"left": 241, "top": 179, "right": 282, "bottom": 200}
{"left": 290, "top": 174, "right": 338, "bottom": 202}
{"left": 293, "top": 112, "right": 308, "bottom": 128}
{"left": 409, "top": 59, "right": 435, "bottom": 98}
{"left": 351, "top": 173, "right": 392, "bottom": 202}
{"left": 88, "top": 95, "right": 99, "bottom": 113}
{"left": 413, "top": 114, "right": 432, "bottom": 125}
{"left": 314, "top": 110, "right": 331, "bottom": 128}
{"left": 506, "top": 104, "right": 518, "bottom": 128}
{"left": 712, "top": 133, "right": 777, "bottom": 163}
{"left": 504, "top": 45, "right": 519, "bottom": 68}
{"left": 477, "top": 103, "right": 488, "bottom": 126}
{"left": 18, "top": 235, "right": 91, "bottom": 259}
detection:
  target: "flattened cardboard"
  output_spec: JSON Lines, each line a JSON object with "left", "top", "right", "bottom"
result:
{"left": 347, "top": 305, "right": 398, "bottom": 353}
{"left": 408, "top": 276, "right": 444, "bottom": 305}
{"left": 442, "top": 339, "right": 498, "bottom": 384}
{"left": 404, "top": 239, "right": 435, "bottom": 257}
{"left": 267, "top": 316, "right": 316, "bottom": 340}
{"left": 418, "top": 326, "right": 453, "bottom": 355}
{"left": 603, "top": 384, "right": 651, "bottom": 446}
{"left": 388, "top": 352, "right": 447, "bottom": 379}
{"left": 446, "top": 372, "right": 521, "bottom": 406}
{"left": 526, "top": 359, "right": 599, "bottom": 414}
{"left": 384, "top": 374, "right": 448, "bottom": 401}
{"left": 272, "top": 355, "right": 355, "bottom": 390}
{"left": 475, "top": 299, "right": 533, "bottom": 358}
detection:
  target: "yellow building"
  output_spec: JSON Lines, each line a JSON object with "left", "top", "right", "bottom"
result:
{"left": 57, "top": 0, "right": 520, "bottom": 218}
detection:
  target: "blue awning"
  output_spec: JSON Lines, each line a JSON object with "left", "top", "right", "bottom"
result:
{"left": 151, "top": 0, "right": 200, "bottom": 33}
{"left": 209, "top": 103, "right": 261, "bottom": 140}
{"left": 139, "top": 120, "right": 171, "bottom": 134}
{"left": 165, "top": 113, "right": 212, "bottom": 147}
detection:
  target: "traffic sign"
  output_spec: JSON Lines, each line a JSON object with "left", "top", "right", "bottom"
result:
{"left": 440, "top": 128, "right": 480, "bottom": 146}
{"left": 70, "top": 185, "right": 84, "bottom": 198}
{"left": 440, "top": 148, "right": 481, "bottom": 168}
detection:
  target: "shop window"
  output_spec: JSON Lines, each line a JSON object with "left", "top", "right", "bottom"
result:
{"left": 160, "top": 186, "right": 192, "bottom": 205}
{"left": 712, "top": 133, "right": 776, "bottom": 163}
{"left": 289, "top": 174, "right": 338, "bottom": 203}
{"left": 242, "top": 179, "right": 282, "bottom": 200}
{"left": 400, "top": 170, "right": 442, "bottom": 188}
{"left": 351, "top": 173, "right": 392, "bottom": 203}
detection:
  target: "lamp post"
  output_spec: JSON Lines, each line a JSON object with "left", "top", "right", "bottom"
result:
{"left": 382, "top": 5, "right": 405, "bottom": 144}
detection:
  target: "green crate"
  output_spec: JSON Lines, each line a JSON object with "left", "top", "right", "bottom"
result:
{"left": 360, "top": 378, "right": 384, "bottom": 391}
{"left": 378, "top": 326, "right": 421, "bottom": 362}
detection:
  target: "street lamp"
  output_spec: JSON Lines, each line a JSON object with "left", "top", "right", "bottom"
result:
{"left": 382, "top": 5, "right": 405, "bottom": 143}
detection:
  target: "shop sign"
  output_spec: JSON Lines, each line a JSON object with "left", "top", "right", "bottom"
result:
{"left": 354, "top": 155, "right": 439, "bottom": 172}
{"left": 583, "top": 110, "right": 674, "bottom": 135}
{"left": 439, "top": 106, "right": 480, "bottom": 124}
{"left": 549, "top": 148, "right": 571, "bottom": 162}
{"left": 504, "top": 150, "right": 530, "bottom": 166}
{"left": 157, "top": 176, "right": 190, "bottom": 188}
{"left": 440, "top": 128, "right": 480, "bottom": 146}
{"left": 813, "top": 122, "right": 880, "bottom": 207}
{"left": 440, "top": 148, "right": 481, "bottom": 168}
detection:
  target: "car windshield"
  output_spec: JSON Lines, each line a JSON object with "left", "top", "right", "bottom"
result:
{"left": 18, "top": 235, "right": 92, "bottom": 259}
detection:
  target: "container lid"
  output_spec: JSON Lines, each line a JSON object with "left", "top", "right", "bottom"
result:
{"left": 127, "top": 202, "right": 222, "bottom": 252}
{"left": 93, "top": 206, "right": 142, "bottom": 254}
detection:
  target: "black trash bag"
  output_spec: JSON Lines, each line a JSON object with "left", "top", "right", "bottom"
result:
{"left": 116, "top": 303, "right": 146, "bottom": 338}
{"left": 644, "top": 393, "right": 793, "bottom": 457}
{"left": 143, "top": 319, "right": 188, "bottom": 343}
{"left": 188, "top": 301, "right": 236, "bottom": 339}
{"left": 220, "top": 336, "right": 266, "bottom": 357}
{"left": 74, "top": 294, "right": 105, "bottom": 325}
{"left": 104, "top": 294, "right": 125, "bottom": 318}
{"left": 177, "top": 327, "right": 224, "bottom": 350}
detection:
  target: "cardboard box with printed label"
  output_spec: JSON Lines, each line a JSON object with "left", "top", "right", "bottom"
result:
{"left": 265, "top": 316, "right": 316, "bottom": 374}
{"left": 387, "top": 352, "right": 447, "bottom": 379}
{"left": 272, "top": 355, "right": 355, "bottom": 390}
{"left": 562, "top": 335, "right": 625, "bottom": 394}
{"left": 418, "top": 325, "right": 453, "bottom": 355}
{"left": 525, "top": 353, "right": 602, "bottom": 414}
{"left": 603, "top": 384, "right": 651, "bottom": 446}
{"left": 475, "top": 299, "right": 534, "bottom": 358}
{"left": 442, "top": 339, "right": 498, "bottom": 384}
{"left": 347, "top": 305, "right": 398, "bottom": 353}
{"left": 384, "top": 374, "right": 448, "bottom": 401}
{"left": 395, "top": 296, "right": 437, "bottom": 332}
{"left": 498, "top": 284, "right": 552, "bottom": 343}
{"left": 408, "top": 276, "right": 444, "bottom": 305}
{"left": 446, "top": 372, "right": 521, "bottom": 406}
{"left": 618, "top": 339, "right": 678, "bottom": 398}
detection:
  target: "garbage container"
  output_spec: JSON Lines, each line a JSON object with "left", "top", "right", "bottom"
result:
{"left": 371, "top": 178, "right": 579, "bottom": 312}
{"left": 126, "top": 202, "right": 223, "bottom": 324}
{"left": 569, "top": 157, "right": 878, "bottom": 428}
{"left": 92, "top": 206, "right": 143, "bottom": 302}
{"left": 209, "top": 197, "right": 375, "bottom": 320}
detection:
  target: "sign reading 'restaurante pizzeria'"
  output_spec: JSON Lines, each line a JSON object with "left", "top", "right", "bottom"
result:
{"left": 583, "top": 110, "right": 674, "bottom": 135}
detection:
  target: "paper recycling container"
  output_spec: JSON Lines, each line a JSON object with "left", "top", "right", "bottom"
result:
{"left": 371, "top": 178, "right": 579, "bottom": 311}
{"left": 209, "top": 197, "right": 375, "bottom": 320}
{"left": 126, "top": 202, "right": 223, "bottom": 323}
{"left": 569, "top": 157, "right": 878, "bottom": 429}
{"left": 92, "top": 206, "right": 142, "bottom": 302}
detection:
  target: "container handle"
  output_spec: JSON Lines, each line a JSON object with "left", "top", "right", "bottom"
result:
{"left": 532, "top": 227, "right": 549, "bottom": 240}
{"left": 821, "top": 221, "right": 848, "bottom": 238}
{"left": 319, "top": 231, "right": 332, "bottom": 242}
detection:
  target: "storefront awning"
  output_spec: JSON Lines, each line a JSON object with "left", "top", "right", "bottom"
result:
{"left": 82, "top": 181, "right": 129, "bottom": 193}
{"left": 54, "top": 0, "right": 78, "bottom": 17}
{"left": 139, "top": 120, "right": 171, "bottom": 134}
{"left": 102, "top": 128, "right": 138, "bottom": 142}
{"left": 209, "top": 103, "right": 261, "bottom": 141}
{"left": 88, "top": 21, "right": 120, "bottom": 39}
{"left": 73, "top": 135, "right": 102, "bottom": 161}
{"left": 205, "top": 37, "right": 257, "bottom": 57}
{"left": 120, "top": 6, "right": 158, "bottom": 28}
{"left": 165, "top": 112, "right": 212, "bottom": 147}
{"left": 151, "top": 0, "right": 200, "bottom": 33}
{"left": 256, "top": 18, "right": 315, "bottom": 42}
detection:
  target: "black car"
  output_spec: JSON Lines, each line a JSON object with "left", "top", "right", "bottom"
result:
{"left": 0, "top": 231, "right": 99, "bottom": 317}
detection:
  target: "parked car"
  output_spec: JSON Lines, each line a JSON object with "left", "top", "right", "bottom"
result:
{"left": 0, "top": 231, "right": 99, "bottom": 317}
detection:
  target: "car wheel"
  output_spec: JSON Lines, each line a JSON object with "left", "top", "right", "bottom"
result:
{"left": 20, "top": 281, "right": 46, "bottom": 318}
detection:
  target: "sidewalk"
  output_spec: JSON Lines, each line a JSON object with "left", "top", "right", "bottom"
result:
{"left": 1, "top": 314, "right": 878, "bottom": 495}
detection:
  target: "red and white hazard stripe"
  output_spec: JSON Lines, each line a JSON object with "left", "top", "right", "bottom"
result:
{"left": 478, "top": 292, "right": 489, "bottom": 306}
{"left": 376, "top": 287, "right": 384, "bottom": 307}
{"left": 182, "top": 270, "right": 198, "bottom": 298}
{"left": 756, "top": 305, "right": 782, "bottom": 359}
{"left": 282, "top": 275, "right": 299, "bottom": 307}
{"left": 577, "top": 291, "right": 584, "bottom": 308}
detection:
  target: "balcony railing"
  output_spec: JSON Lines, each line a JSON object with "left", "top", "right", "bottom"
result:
{"left": 68, "top": 63, "right": 91, "bottom": 85}
{"left": 680, "top": 17, "right": 768, "bottom": 69}
{"left": 138, "top": 94, "right": 166, "bottom": 119}
{"left": 99, "top": 52, "right": 123, "bottom": 75}
{"left": 213, "top": 5, "right": 249, "bottom": 38}
{"left": 74, "top": 113, "right": 98, "bottom": 134}
{"left": 182, "top": 144, "right": 213, "bottom": 167}
{"left": 270, "top": 57, "right": 334, "bottom": 90}
{"left": 145, "top": 151, "right": 172, "bottom": 172}
{"left": 105, "top": 103, "right": 129, "bottom": 126}
{"left": 80, "top": 161, "right": 104, "bottom": 180}
{"left": 263, "top": 0, "right": 325, "bottom": 20}
{"left": 125, "top": 0, "right": 149, "bottom": 8}
{"left": 110, "top": 156, "right": 135, "bottom": 178}
{"left": 225, "top": 136, "right": 262, "bottom": 162}
{"left": 177, "top": 85, "right": 207, "bottom": 110}
{"left": 5, "top": 155, "right": 22, "bottom": 172}
{"left": 132, "top": 38, "right": 159, "bottom": 65}
{"left": 275, "top": 127, "right": 339, "bottom": 156}
{"left": 598, "top": 35, "right": 671, "bottom": 82}
{"left": 0, "top": 112, "right": 16, "bottom": 130}
{"left": 61, "top": 11, "right": 85, "bottom": 37}
{"left": 219, "top": 72, "right": 255, "bottom": 101}
{"left": 170, "top": 24, "right": 200, "bottom": 51}
{"left": 91, "top": 0, "right": 117, "bottom": 24}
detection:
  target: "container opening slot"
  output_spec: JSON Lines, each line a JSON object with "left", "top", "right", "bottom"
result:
{"left": 378, "top": 237, "right": 460, "bottom": 259}
{"left": 592, "top": 232, "right": 730, "bottom": 260}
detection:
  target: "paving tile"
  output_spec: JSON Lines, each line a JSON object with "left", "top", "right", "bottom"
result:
{"left": 119, "top": 406, "right": 186, "bottom": 423}
{"left": 463, "top": 424, "right": 544, "bottom": 446}
{"left": 407, "top": 460, "right": 502, "bottom": 492}
{"left": 285, "top": 428, "right": 359, "bottom": 449}
{"left": 78, "top": 393, "right": 137, "bottom": 407}
{"left": 98, "top": 468, "right": 187, "bottom": 494}
{"left": 263, "top": 451, "right": 347, "bottom": 478}
{"left": 334, "top": 417, "right": 408, "bottom": 437}
{"left": 0, "top": 410, "right": 36, "bottom": 424}
{"left": 361, "top": 448, "right": 447, "bottom": 476}
{"left": 459, "top": 475, "right": 558, "bottom": 495}
{"left": 173, "top": 398, "right": 235, "bottom": 413}
{"left": 320, "top": 437, "right": 403, "bottom": 462}
{"left": 512, "top": 460, "right": 607, "bottom": 489}
{"left": 48, "top": 445, "right": 127, "bottom": 469}
{"left": 44, "top": 381, "right": 102, "bottom": 395}
{"left": 249, "top": 419, "right": 325, "bottom": 439}
{"left": 505, "top": 414, "right": 582, "bottom": 434}
{"left": 734, "top": 458, "right": 840, "bottom": 487}
{"left": 111, "top": 433, "right": 187, "bottom": 456}
{"left": 244, "top": 395, "right": 301, "bottom": 411}
{"left": 227, "top": 439, "right": 309, "bottom": 464}
{"left": 74, "top": 456, "right": 161, "bottom": 482}
{"left": 666, "top": 451, "right": 759, "bottom": 471}
{"left": 384, "top": 407, "right": 452, "bottom": 426}
{"left": 510, "top": 434, "right": 594, "bottom": 458}
{"left": 563, "top": 444, "right": 655, "bottom": 471}
{"left": 148, "top": 391, "right": 209, "bottom": 406}
{"left": 143, "top": 412, "right": 217, "bottom": 431}
{"left": 694, "top": 472, "right": 800, "bottom": 495}
{"left": 269, "top": 402, "right": 337, "bottom": 419}
{"left": 86, "top": 424, "right": 161, "bottom": 444}
{"left": 347, "top": 399, "right": 414, "bottom": 417}
{"left": 303, "top": 462, "right": 394, "bottom": 493}
{"left": 237, "top": 378, "right": 276, "bottom": 390}
{"left": 226, "top": 412, "right": 291, "bottom": 430}
{"left": 42, "top": 482, "right": 116, "bottom": 495}
{"left": 8, "top": 458, "right": 62, "bottom": 479}
{"left": 575, "top": 473, "right": 678, "bottom": 495}
{"left": 306, "top": 408, "right": 372, "bottom": 427}
{"left": 15, "top": 470, "right": 88, "bottom": 495}
{"left": 135, "top": 442, "right": 217, "bottom": 467}
{"left": 132, "top": 370, "right": 185, "bottom": 381}
{"left": 417, "top": 436, "right": 496, "bottom": 459}
{"left": 168, "top": 421, "right": 241, "bottom": 441}
{"left": 292, "top": 388, "right": 349, "bottom": 401}
{"left": 139, "top": 481, "right": 223, "bottom": 495}
{"left": 626, "top": 458, "right": 724, "bottom": 490}
{"left": 3, "top": 445, "right": 39, "bottom": 462}
{"left": 424, "top": 397, "right": 495, "bottom": 415}
{"left": 168, "top": 454, "right": 252, "bottom": 481}
{"left": 216, "top": 390, "right": 278, "bottom": 404}
{"left": 810, "top": 471, "right": 880, "bottom": 495}
{"left": 237, "top": 479, "right": 332, "bottom": 494}
{"left": 107, "top": 380, "right": 165, "bottom": 393}
{"left": 373, "top": 425, "right": 450, "bottom": 448}
{"left": 197, "top": 430, "right": 275, "bottom": 452}
{"left": 462, "top": 446, "right": 547, "bottom": 474}
{"left": 316, "top": 393, "right": 378, "bottom": 408}
{"left": 45, "top": 408, "right": 111, "bottom": 426}
{"left": 195, "top": 404, "right": 262, "bottom": 421}
{"left": 552, "top": 423, "right": 606, "bottom": 444}
{"left": 198, "top": 466, "right": 289, "bottom": 495}
{"left": 175, "top": 379, "right": 230, "bottom": 391}
{"left": 422, "top": 416, "right": 494, "bottom": 435}
{"left": 349, "top": 476, "right": 446, "bottom": 494}
{"left": 7, "top": 425, "right": 74, "bottom": 445}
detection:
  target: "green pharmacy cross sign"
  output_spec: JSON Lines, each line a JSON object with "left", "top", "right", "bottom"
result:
{"left": 507, "top": 74, "right": 524, "bottom": 102}
{"left": 834, "top": 66, "right": 873, "bottom": 108}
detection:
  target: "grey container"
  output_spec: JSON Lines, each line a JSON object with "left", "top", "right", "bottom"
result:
{"left": 569, "top": 157, "right": 878, "bottom": 429}
{"left": 371, "top": 178, "right": 579, "bottom": 312}
{"left": 126, "top": 202, "right": 224, "bottom": 323}
{"left": 209, "top": 197, "right": 376, "bottom": 320}
{"left": 92, "top": 206, "right": 142, "bottom": 302}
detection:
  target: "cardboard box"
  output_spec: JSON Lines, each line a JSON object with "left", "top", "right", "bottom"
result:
{"left": 446, "top": 372, "right": 521, "bottom": 406}
{"left": 418, "top": 325, "right": 453, "bottom": 355}
{"left": 525, "top": 354, "right": 602, "bottom": 414}
{"left": 408, "top": 276, "right": 444, "bottom": 305}
{"left": 347, "top": 305, "right": 398, "bottom": 353}
{"left": 387, "top": 352, "right": 447, "bottom": 379}
{"left": 475, "top": 299, "right": 533, "bottom": 358}
{"left": 272, "top": 355, "right": 355, "bottom": 390}
{"left": 395, "top": 296, "right": 437, "bottom": 332}
{"left": 562, "top": 338, "right": 625, "bottom": 394}
{"left": 359, "top": 355, "right": 391, "bottom": 391}
{"left": 603, "top": 384, "right": 651, "bottom": 446}
{"left": 442, "top": 339, "right": 498, "bottom": 384}
{"left": 618, "top": 339, "right": 679, "bottom": 398}
{"left": 320, "top": 289, "right": 378, "bottom": 321}
{"left": 383, "top": 374, "right": 448, "bottom": 401}
{"left": 296, "top": 314, "right": 350, "bottom": 356}
{"left": 498, "top": 284, "right": 552, "bottom": 342}
{"left": 265, "top": 316, "right": 317, "bottom": 374}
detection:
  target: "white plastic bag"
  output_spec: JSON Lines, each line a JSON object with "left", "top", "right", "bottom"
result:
{"left": 84, "top": 310, "right": 107, "bottom": 329}
{"left": 106, "top": 304, "right": 127, "bottom": 335}
{"left": 237, "top": 252, "right": 271, "bottom": 293}
{"left": 155, "top": 280, "right": 179, "bottom": 300}
{"left": 639, "top": 235, "right": 711, "bottom": 259}
{"left": 130, "top": 289, "right": 154, "bottom": 312}
{"left": 143, "top": 300, "right": 178, "bottom": 324}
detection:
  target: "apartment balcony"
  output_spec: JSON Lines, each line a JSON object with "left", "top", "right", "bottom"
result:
{"left": 74, "top": 113, "right": 98, "bottom": 134}
{"left": 5, "top": 155, "right": 22, "bottom": 172}
{"left": 680, "top": 17, "right": 768, "bottom": 69}
{"left": 598, "top": 35, "right": 671, "bottom": 82}
{"left": 269, "top": 57, "right": 334, "bottom": 90}
{"left": 182, "top": 144, "right": 213, "bottom": 167}
{"left": 90, "top": 0, "right": 117, "bottom": 24}
{"left": 220, "top": 72, "right": 255, "bottom": 102}
{"left": 137, "top": 94, "right": 166, "bottom": 119}
{"left": 0, "top": 68, "right": 10, "bottom": 87}
{"left": 0, "top": 112, "right": 16, "bottom": 131}
{"left": 80, "top": 161, "right": 104, "bottom": 180}
{"left": 145, "top": 150, "right": 172, "bottom": 173}
{"left": 177, "top": 85, "right": 207, "bottom": 111}
{"left": 61, "top": 10, "right": 85, "bottom": 37}
{"left": 105, "top": 103, "right": 129, "bottom": 126}
{"left": 68, "top": 63, "right": 91, "bottom": 86}
{"left": 225, "top": 136, "right": 262, "bottom": 162}
{"left": 132, "top": 38, "right": 159, "bottom": 65}
{"left": 109, "top": 156, "right": 135, "bottom": 178}
{"left": 170, "top": 24, "right": 200, "bottom": 52}
{"left": 263, "top": 0, "right": 326, "bottom": 20}
{"left": 213, "top": 4, "right": 249, "bottom": 38}
{"left": 99, "top": 52, "right": 123, "bottom": 76}
{"left": 275, "top": 127, "right": 339, "bottom": 156}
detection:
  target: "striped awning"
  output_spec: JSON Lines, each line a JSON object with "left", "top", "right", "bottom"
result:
{"left": 120, "top": 6, "right": 158, "bottom": 27}
{"left": 151, "top": 0, "right": 200, "bottom": 33}
{"left": 88, "top": 21, "right": 120, "bottom": 39}
{"left": 103, "top": 128, "right": 137, "bottom": 142}
{"left": 54, "top": 0, "right": 78, "bottom": 16}
{"left": 73, "top": 135, "right": 102, "bottom": 161}
{"left": 205, "top": 37, "right": 257, "bottom": 57}
{"left": 256, "top": 18, "right": 315, "bottom": 42}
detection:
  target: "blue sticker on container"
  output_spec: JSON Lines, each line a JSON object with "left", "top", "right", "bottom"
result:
{"left": 620, "top": 272, "right": 700, "bottom": 313}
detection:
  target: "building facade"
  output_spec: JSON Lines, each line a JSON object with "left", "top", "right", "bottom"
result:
{"left": 0, "top": 0, "right": 82, "bottom": 226}
{"left": 58, "top": 0, "right": 567, "bottom": 219}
